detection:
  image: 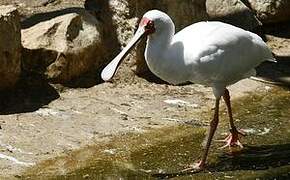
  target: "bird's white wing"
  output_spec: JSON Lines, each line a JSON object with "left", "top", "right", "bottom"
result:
{"left": 173, "top": 21, "right": 273, "bottom": 85}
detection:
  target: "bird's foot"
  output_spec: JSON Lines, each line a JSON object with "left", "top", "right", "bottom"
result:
{"left": 181, "top": 160, "right": 205, "bottom": 173}
{"left": 217, "top": 128, "right": 245, "bottom": 149}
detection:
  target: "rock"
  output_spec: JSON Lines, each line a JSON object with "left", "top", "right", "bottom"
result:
{"left": 21, "top": 10, "right": 108, "bottom": 83}
{"left": 84, "top": 0, "right": 101, "bottom": 14}
{"left": 4, "top": 0, "right": 85, "bottom": 21}
{"left": 0, "top": 5, "right": 21, "bottom": 90}
{"left": 266, "top": 35, "right": 290, "bottom": 56}
{"left": 156, "top": 0, "right": 208, "bottom": 31}
{"left": 19, "top": 0, "right": 59, "bottom": 7}
{"left": 206, "top": 0, "right": 260, "bottom": 30}
{"left": 248, "top": 0, "right": 290, "bottom": 23}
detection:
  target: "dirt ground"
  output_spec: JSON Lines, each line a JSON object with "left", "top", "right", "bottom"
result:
{"left": 0, "top": 0, "right": 289, "bottom": 178}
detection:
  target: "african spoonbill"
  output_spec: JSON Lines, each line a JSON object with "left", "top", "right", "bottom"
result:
{"left": 101, "top": 10, "right": 275, "bottom": 170}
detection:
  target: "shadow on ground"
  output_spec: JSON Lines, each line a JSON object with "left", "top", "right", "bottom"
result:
{"left": 0, "top": 72, "right": 59, "bottom": 115}
{"left": 215, "top": 144, "right": 290, "bottom": 171}
{"left": 264, "top": 21, "right": 290, "bottom": 39}
{"left": 152, "top": 143, "right": 290, "bottom": 179}
{"left": 256, "top": 55, "right": 290, "bottom": 87}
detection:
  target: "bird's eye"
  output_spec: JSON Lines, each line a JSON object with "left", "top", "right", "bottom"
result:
{"left": 139, "top": 18, "right": 155, "bottom": 34}
{"left": 145, "top": 21, "right": 154, "bottom": 29}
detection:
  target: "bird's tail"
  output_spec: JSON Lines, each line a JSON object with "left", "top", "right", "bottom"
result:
{"left": 266, "top": 56, "right": 277, "bottom": 63}
{"left": 266, "top": 52, "right": 277, "bottom": 63}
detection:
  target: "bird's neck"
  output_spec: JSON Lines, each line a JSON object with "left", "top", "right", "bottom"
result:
{"left": 145, "top": 25, "right": 175, "bottom": 66}
{"left": 148, "top": 32, "right": 173, "bottom": 49}
{"left": 145, "top": 25, "right": 188, "bottom": 84}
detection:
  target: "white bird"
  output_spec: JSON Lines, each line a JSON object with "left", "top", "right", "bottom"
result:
{"left": 101, "top": 10, "right": 275, "bottom": 170}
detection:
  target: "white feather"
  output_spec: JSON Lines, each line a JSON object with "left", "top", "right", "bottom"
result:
{"left": 143, "top": 10, "right": 274, "bottom": 97}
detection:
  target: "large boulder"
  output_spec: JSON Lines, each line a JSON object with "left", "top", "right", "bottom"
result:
{"left": 106, "top": 0, "right": 208, "bottom": 45}
{"left": 21, "top": 10, "right": 109, "bottom": 83}
{"left": 0, "top": 5, "right": 21, "bottom": 90}
{"left": 206, "top": 0, "right": 260, "bottom": 30}
{"left": 1, "top": 0, "right": 85, "bottom": 20}
{"left": 248, "top": 0, "right": 290, "bottom": 23}
{"left": 264, "top": 22, "right": 290, "bottom": 56}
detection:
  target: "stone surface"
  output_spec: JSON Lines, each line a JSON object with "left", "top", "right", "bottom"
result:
{"left": 0, "top": 5, "right": 21, "bottom": 89}
{"left": 249, "top": 0, "right": 290, "bottom": 23}
{"left": 206, "top": 0, "right": 260, "bottom": 30}
{"left": 21, "top": 10, "right": 108, "bottom": 83}
{"left": 0, "top": 0, "right": 84, "bottom": 20}
{"left": 0, "top": 77, "right": 272, "bottom": 177}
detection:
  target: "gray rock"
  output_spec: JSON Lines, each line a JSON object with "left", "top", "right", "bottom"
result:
{"left": 21, "top": 0, "right": 59, "bottom": 7}
{"left": 21, "top": 10, "right": 108, "bottom": 83}
{"left": 0, "top": 5, "right": 21, "bottom": 89}
{"left": 206, "top": 0, "right": 260, "bottom": 30}
{"left": 249, "top": 0, "right": 290, "bottom": 23}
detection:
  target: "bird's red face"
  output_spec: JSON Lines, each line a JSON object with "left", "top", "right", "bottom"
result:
{"left": 139, "top": 17, "right": 155, "bottom": 35}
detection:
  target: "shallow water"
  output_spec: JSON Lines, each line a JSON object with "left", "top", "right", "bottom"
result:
{"left": 23, "top": 87, "right": 290, "bottom": 179}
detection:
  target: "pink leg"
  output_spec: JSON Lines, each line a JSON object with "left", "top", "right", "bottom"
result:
{"left": 219, "top": 89, "right": 245, "bottom": 149}
{"left": 183, "top": 98, "right": 221, "bottom": 171}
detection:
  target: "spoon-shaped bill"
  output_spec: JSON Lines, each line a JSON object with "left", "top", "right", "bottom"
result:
{"left": 101, "top": 27, "right": 146, "bottom": 81}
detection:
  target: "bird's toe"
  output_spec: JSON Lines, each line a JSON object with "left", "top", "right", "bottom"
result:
{"left": 182, "top": 160, "right": 205, "bottom": 172}
{"left": 217, "top": 129, "right": 245, "bottom": 149}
